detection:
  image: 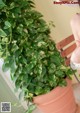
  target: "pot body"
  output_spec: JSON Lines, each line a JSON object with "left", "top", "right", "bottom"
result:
{"left": 33, "top": 79, "right": 77, "bottom": 113}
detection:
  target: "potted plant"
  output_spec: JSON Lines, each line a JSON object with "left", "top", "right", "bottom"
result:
{"left": 0, "top": 0, "right": 77, "bottom": 113}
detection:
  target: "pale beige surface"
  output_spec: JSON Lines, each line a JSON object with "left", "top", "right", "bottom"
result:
{"left": 34, "top": 0, "right": 80, "bottom": 42}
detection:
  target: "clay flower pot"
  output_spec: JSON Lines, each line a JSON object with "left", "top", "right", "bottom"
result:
{"left": 33, "top": 79, "right": 77, "bottom": 113}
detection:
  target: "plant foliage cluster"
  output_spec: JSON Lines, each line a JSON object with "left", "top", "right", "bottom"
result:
{"left": 0, "top": 0, "right": 73, "bottom": 104}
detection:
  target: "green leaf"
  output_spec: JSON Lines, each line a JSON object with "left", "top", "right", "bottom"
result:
{"left": 43, "top": 87, "right": 50, "bottom": 93}
{"left": 42, "top": 66, "right": 46, "bottom": 76}
{"left": 4, "top": 21, "right": 11, "bottom": 29}
{"left": 56, "top": 70, "right": 64, "bottom": 77}
{"left": 25, "top": 19, "right": 33, "bottom": 26}
{"left": 26, "top": 104, "right": 36, "bottom": 113}
{"left": 2, "top": 63, "right": 10, "bottom": 72}
{"left": 0, "top": 0, "right": 5, "bottom": 9}
{"left": 10, "top": 60, "right": 16, "bottom": 74}
{"left": 9, "top": 2, "right": 15, "bottom": 9}
{"left": 0, "top": 29, "right": 7, "bottom": 37}
{"left": 52, "top": 56, "right": 61, "bottom": 65}
{"left": 35, "top": 86, "right": 42, "bottom": 95}
{"left": 59, "top": 80, "right": 67, "bottom": 87}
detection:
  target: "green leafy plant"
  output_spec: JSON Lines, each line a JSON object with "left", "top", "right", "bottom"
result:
{"left": 0, "top": 0, "right": 74, "bottom": 112}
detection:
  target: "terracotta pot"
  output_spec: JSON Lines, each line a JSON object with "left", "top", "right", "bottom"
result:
{"left": 33, "top": 79, "right": 77, "bottom": 113}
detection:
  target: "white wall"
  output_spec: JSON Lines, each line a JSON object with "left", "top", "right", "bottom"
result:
{"left": 34, "top": 0, "right": 80, "bottom": 42}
